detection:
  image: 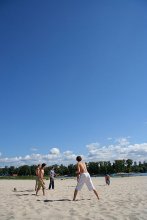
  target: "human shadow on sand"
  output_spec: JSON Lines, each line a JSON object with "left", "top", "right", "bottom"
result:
{"left": 37, "top": 198, "right": 91, "bottom": 202}
{"left": 15, "top": 194, "right": 30, "bottom": 196}
{"left": 44, "top": 199, "right": 71, "bottom": 202}
{"left": 13, "top": 189, "right": 34, "bottom": 192}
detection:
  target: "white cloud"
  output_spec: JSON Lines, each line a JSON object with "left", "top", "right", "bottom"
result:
{"left": 86, "top": 142, "right": 101, "bottom": 151}
{"left": 0, "top": 139, "right": 147, "bottom": 166}
{"left": 50, "top": 148, "right": 60, "bottom": 155}
{"left": 63, "top": 151, "right": 76, "bottom": 161}
{"left": 24, "top": 155, "right": 31, "bottom": 160}
{"left": 115, "top": 137, "right": 130, "bottom": 146}
{"left": 86, "top": 140, "right": 147, "bottom": 162}
{"left": 86, "top": 142, "right": 112, "bottom": 161}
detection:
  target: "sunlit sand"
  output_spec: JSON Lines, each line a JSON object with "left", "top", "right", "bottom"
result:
{"left": 0, "top": 176, "right": 147, "bottom": 220}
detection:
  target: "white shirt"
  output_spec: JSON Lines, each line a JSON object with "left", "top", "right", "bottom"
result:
{"left": 50, "top": 170, "right": 55, "bottom": 178}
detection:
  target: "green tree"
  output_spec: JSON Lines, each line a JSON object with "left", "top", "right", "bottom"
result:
{"left": 30, "top": 165, "right": 36, "bottom": 176}
{"left": 8, "top": 166, "right": 15, "bottom": 175}
{"left": 125, "top": 159, "right": 133, "bottom": 173}
{"left": 3, "top": 166, "right": 9, "bottom": 176}
{"left": 18, "top": 165, "right": 31, "bottom": 176}
{"left": 113, "top": 160, "right": 125, "bottom": 173}
{"left": 88, "top": 162, "right": 99, "bottom": 175}
{"left": 58, "top": 164, "right": 68, "bottom": 176}
{"left": 132, "top": 161, "right": 139, "bottom": 172}
{"left": 67, "top": 164, "right": 76, "bottom": 176}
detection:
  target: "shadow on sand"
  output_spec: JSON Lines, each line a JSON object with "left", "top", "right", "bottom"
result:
{"left": 13, "top": 189, "right": 34, "bottom": 192}
{"left": 36, "top": 198, "right": 91, "bottom": 202}
{"left": 15, "top": 194, "right": 30, "bottom": 196}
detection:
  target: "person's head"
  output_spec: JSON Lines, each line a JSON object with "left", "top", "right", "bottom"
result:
{"left": 37, "top": 164, "right": 41, "bottom": 168}
{"left": 41, "top": 163, "right": 46, "bottom": 169}
{"left": 76, "top": 156, "right": 82, "bottom": 162}
{"left": 52, "top": 167, "right": 54, "bottom": 170}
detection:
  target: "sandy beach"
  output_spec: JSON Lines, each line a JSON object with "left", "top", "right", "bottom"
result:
{"left": 0, "top": 176, "right": 147, "bottom": 220}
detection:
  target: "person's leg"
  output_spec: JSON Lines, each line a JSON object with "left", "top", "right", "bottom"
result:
{"left": 36, "top": 187, "right": 39, "bottom": 195}
{"left": 36, "top": 184, "right": 41, "bottom": 196}
{"left": 52, "top": 178, "right": 54, "bottom": 189}
{"left": 41, "top": 181, "right": 45, "bottom": 195}
{"left": 35, "top": 178, "right": 37, "bottom": 191}
{"left": 73, "top": 189, "right": 78, "bottom": 201}
{"left": 93, "top": 189, "right": 99, "bottom": 200}
{"left": 50, "top": 178, "right": 53, "bottom": 189}
{"left": 73, "top": 174, "right": 85, "bottom": 201}
{"left": 85, "top": 174, "right": 99, "bottom": 200}
{"left": 42, "top": 187, "right": 45, "bottom": 196}
{"left": 51, "top": 178, "right": 53, "bottom": 189}
{"left": 49, "top": 178, "right": 51, "bottom": 189}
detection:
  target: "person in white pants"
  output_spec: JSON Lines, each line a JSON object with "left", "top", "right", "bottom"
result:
{"left": 73, "top": 156, "right": 99, "bottom": 201}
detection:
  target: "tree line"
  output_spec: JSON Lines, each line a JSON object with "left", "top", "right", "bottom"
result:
{"left": 0, "top": 159, "right": 147, "bottom": 176}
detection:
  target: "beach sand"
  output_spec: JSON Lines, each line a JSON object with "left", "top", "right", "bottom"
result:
{"left": 0, "top": 176, "right": 147, "bottom": 220}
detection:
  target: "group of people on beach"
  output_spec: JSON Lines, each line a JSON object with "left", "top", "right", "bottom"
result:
{"left": 35, "top": 164, "right": 56, "bottom": 194}
{"left": 35, "top": 156, "right": 100, "bottom": 200}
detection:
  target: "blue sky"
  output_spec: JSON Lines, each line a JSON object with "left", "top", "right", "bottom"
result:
{"left": 0, "top": 0, "right": 147, "bottom": 167}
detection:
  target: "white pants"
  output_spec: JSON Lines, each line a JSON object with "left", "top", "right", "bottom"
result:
{"left": 76, "top": 173, "right": 95, "bottom": 191}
